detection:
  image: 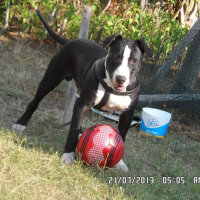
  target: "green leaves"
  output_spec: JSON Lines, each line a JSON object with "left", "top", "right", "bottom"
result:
{"left": 0, "top": 0, "right": 187, "bottom": 65}
{"left": 28, "top": 0, "right": 35, "bottom": 7}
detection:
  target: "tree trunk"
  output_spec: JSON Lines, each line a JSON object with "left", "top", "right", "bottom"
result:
{"left": 143, "top": 17, "right": 200, "bottom": 94}
{"left": 171, "top": 30, "right": 200, "bottom": 94}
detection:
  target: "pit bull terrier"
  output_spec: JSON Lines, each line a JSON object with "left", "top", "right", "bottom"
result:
{"left": 12, "top": 9, "right": 153, "bottom": 172}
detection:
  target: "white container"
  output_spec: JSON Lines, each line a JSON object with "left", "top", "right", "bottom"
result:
{"left": 140, "top": 107, "right": 171, "bottom": 137}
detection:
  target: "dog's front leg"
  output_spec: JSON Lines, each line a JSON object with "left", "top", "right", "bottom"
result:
{"left": 61, "top": 97, "right": 91, "bottom": 165}
{"left": 115, "top": 109, "right": 135, "bottom": 172}
{"left": 118, "top": 109, "right": 135, "bottom": 141}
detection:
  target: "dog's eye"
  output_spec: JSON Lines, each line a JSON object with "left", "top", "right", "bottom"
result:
{"left": 129, "top": 58, "right": 137, "bottom": 65}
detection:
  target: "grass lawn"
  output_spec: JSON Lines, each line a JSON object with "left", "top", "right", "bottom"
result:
{"left": 0, "top": 38, "right": 200, "bottom": 200}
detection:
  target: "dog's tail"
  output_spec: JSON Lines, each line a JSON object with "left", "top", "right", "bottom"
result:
{"left": 35, "top": 8, "right": 69, "bottom": 45}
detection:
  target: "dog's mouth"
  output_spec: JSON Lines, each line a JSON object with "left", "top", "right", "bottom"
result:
{"left": 113, "top": 83, "right": 126, "bottom": 92}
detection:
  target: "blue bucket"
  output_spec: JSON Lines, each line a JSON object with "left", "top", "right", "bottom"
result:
{"left": 140, "top": 107, "right": 171, "bottom": 138}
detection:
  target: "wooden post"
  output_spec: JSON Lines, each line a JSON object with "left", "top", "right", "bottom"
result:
{"left": 62, "top": 6, "right": 92, "bottom": 127}
{"left": 77, "top": 6, "right": 92, "bottom": 40}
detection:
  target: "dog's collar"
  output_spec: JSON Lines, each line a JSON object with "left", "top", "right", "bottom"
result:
{"left": 94, "top": 59, "right": 140, "bottom": 96}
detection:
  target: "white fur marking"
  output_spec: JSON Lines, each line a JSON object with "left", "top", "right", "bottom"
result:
{"left": 12, "top": 124, "right": 26, "bottom": 132}
{"left": 113, "top": 45, "right": 131, "bottom": 88}
{"left": 61, "top": 152, "right": 75, "bottom": 165}
{"left": 94, "top": 84, "right": 106, "bottom": 105}
{"left": 103, "top": 93, "right": 131, "bottom": 112}
{"left": 115, "top": 159, "right": 129, "bottom": 172}
{"left": 94, "top": 83, "right": 132, "bottom": 112}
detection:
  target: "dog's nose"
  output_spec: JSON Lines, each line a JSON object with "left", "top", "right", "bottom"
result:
{"left": 116, "top": 75, "right": 126, "bottom": 84}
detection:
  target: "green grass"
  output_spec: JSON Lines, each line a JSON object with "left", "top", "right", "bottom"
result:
{"left": 0, "top": 38, "right": 200, "bottom": 200}
{"left": 0, "top": 130, "right": 126, "bottom": 200}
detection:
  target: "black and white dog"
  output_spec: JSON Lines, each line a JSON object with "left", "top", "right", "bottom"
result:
{"left": 12, "top": 9, "right": 153, "bottom": 172}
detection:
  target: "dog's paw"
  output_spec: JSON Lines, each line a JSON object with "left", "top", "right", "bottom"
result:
{"left": 12, "top": 124, "right": 26, "bottom": 133}
{"left": 61, "top": 152, "right": 75, "bottom": 165}
{"left": 115, "top": 159, "right": 129, "bottom": 173}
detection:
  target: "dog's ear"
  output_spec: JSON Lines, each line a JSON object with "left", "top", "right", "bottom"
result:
{"left": 135, "top": 38, "right": 153, "bottom": 57}
{"left": 103, "top": 33, "right": 122, "bottom": 48}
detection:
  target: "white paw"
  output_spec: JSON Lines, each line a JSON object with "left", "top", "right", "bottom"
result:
{"left": 12, "top": 124, "right": 26, "bottom": 132}
{"left": 61, "top": 152, "right": 75, "bottom": 165}
{"left": 115, "top": 159, "right": 129, "bottom": 173}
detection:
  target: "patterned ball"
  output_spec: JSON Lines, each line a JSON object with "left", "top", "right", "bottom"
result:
{"left": 77, "top": 124, "right": 124, "bottom": 168}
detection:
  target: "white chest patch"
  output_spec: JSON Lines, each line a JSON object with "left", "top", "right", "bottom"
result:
{"left": 94, "top": 84, "right": 132, "bottom": 112}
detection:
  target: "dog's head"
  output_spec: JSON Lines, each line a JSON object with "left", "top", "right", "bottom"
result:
{"left": 103, "top": 33, "right": 153, "bottom": 92}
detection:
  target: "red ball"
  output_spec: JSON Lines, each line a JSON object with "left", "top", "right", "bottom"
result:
{"left": 77, "top": 124, "right": 124, "bottom": 168}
